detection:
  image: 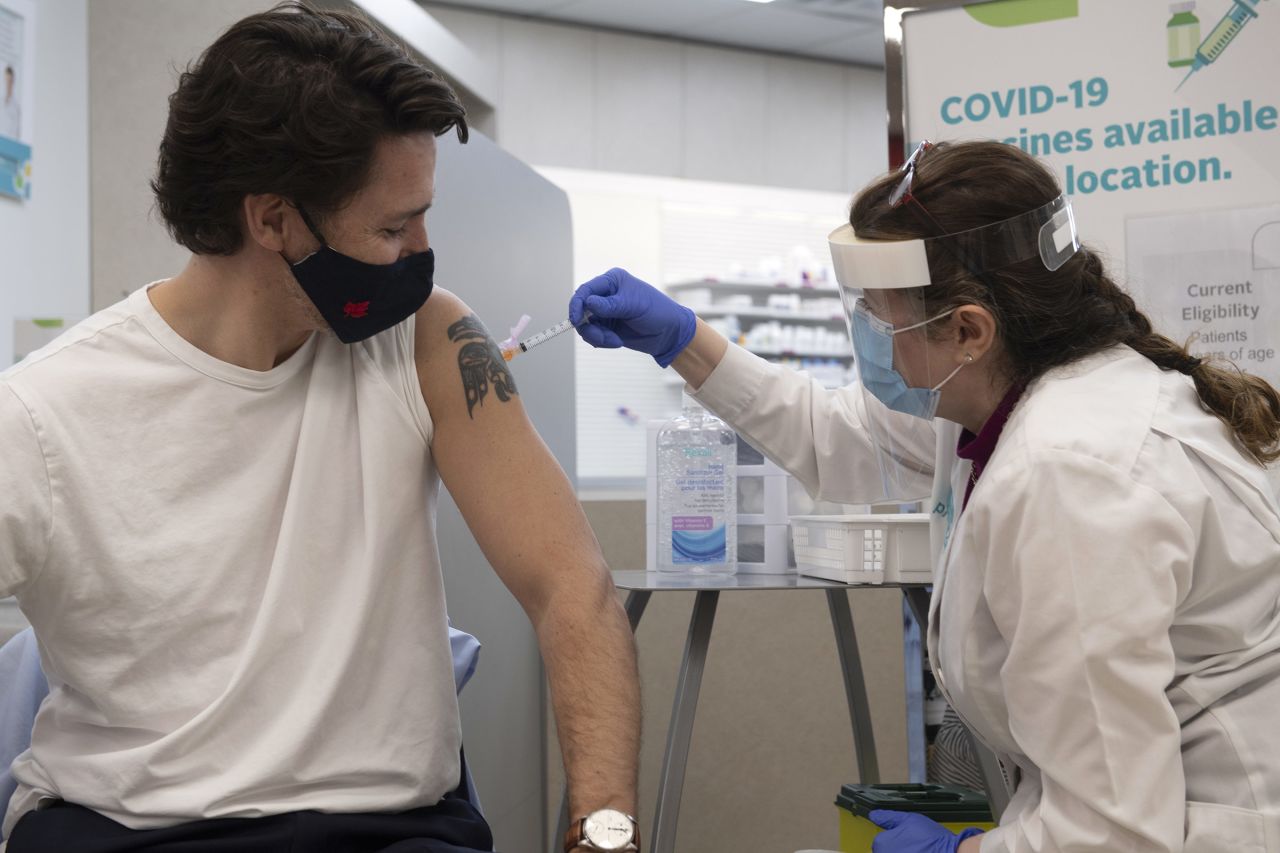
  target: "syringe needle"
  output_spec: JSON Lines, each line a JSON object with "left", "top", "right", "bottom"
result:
{"left": 500, "top": 312, "right": 591, "bottom": 362}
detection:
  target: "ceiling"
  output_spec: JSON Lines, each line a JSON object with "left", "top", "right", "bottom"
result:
{"left": 428, "top": 0, "right": 888, "bottom": 66}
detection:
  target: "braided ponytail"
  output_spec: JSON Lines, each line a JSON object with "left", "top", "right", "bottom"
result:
{"left": 1080, "top": 253, "right": 1200, "bottom": 375}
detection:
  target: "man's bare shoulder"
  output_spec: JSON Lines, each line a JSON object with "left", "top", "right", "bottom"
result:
{"left": 413, "top": 286, "right": 470, "bottom": 357}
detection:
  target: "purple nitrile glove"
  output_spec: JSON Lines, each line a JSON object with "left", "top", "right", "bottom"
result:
{"left": 869, "top": 810, "right": 985, "bottom": 853}
{"left": 568, "top": 268, "right": 697, "bottom": 368}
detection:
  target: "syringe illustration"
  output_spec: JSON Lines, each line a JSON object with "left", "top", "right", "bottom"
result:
{"left": 1177, "top": 0, "right": 1271, "bottom": 91}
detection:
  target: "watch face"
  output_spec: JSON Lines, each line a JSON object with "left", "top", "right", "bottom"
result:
{"left": 583, "top": 808, "right": 634, "bottom": 851}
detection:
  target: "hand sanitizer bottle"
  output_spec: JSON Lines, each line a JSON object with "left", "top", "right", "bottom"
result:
{"left": 656, "top": 400, "right": 737, "bottom": 574}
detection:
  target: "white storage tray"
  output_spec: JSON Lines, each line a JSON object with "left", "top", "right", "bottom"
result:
{"left": 790, "top": 513, "right": 932, "bottom": 585}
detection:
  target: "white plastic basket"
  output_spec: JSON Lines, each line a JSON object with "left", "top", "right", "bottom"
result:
{"left": 790, "top": 514, "right": 932, "bottom": 584}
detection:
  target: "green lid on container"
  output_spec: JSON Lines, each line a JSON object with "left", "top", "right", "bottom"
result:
{"left": 836, "top": 784, "right": 993, "bottom": 823}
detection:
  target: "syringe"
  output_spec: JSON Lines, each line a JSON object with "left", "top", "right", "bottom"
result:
{"left": 1177, "top": 0, "right": 1269, "bottom": 91}
{"left": 501, "top": 314, "right": 589, "bottom": 361}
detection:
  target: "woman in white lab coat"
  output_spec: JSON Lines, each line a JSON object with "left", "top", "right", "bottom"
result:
{"left": 569, "top": 140, "right": 1280, "bottom": 852}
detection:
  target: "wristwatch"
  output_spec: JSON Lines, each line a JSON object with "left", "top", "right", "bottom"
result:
{"left": 564, "top": 808, "right": 640, "bottom": 852}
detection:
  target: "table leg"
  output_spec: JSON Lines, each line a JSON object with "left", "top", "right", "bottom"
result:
{"left": 651, "top": 589, "right": 718, "bottom": 853}
{"left": 826, "top": 589, "right": 879, "bottom": 784}
{"left": 903, "top": 587, "right": 930, "bottom": 638}
{"left": 551, "top": 589, "right": 655, "bottom": 852}
{"left": 625, "top": 589, "right": 651, "bottom": 632}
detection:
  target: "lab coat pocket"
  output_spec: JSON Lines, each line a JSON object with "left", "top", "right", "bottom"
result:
{"left": 1184, "top": 801, "right": 1267, "bottom": 852}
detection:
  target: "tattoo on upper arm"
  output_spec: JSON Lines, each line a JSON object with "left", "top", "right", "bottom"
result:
{"left": 446, "top": 314, "right": 519, "bottom": 419}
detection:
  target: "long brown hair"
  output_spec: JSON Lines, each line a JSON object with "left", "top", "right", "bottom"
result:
{"left": 850, "top": 140, "right": 1280, "bottom": 465}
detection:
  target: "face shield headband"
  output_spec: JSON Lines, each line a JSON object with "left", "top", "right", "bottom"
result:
{"left": 827, "top": 192, "right": 1081, "bottom": 292}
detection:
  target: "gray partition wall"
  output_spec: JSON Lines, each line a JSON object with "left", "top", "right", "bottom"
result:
{"left": 88, "top": 4, "right": 570, "bottom": 850}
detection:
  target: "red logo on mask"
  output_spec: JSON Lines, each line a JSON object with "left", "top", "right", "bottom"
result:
{"left": 343, "top": 301, "right": 371, "bottom": 319}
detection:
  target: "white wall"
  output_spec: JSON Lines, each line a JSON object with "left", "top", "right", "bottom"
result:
{"left": 88, "top": 0, "right": 267, "bottom": 309}
{"left": 0, "top": 0, "right": 89, "bottom": 365}
{"left": 422, "top": 3, "right": 888, "bottom": 193}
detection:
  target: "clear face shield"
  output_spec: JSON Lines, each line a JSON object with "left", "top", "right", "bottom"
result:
{"left": 828, "top": 141, "right": 1080, "bottom": 502}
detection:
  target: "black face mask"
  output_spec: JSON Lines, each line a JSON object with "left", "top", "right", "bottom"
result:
{"left": 285, "top": 206, "right": 434, "bottom": 344}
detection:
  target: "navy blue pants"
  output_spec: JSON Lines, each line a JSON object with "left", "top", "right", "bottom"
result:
{"left": 6, "top": 765, "right": 493, "bottom": 853}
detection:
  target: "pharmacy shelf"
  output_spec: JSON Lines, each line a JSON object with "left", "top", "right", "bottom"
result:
{"left": 667, "top": 278, "right": 839, "bottom": 297}
{"left": 690, "top": 306, "right": 845, "bottom": 324}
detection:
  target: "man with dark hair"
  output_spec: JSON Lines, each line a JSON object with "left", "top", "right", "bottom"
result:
{"left": 0, "top": 4, "right": 639, "bottom": 851}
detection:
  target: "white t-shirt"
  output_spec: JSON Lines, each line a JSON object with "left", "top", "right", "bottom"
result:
{"left": 0, "top": 285, "right": 461, "bottom": 836}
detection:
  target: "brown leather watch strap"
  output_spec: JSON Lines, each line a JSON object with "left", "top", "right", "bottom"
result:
{"left": 563, "top": 813, "right": 640, "bottom": 852}
{"left": 563, "top": 818, "right": 583, "bottom": 852}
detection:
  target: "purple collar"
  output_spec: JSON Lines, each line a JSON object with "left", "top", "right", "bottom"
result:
{"left": 956, "top": 382, "right": 1025, "bottom": 509}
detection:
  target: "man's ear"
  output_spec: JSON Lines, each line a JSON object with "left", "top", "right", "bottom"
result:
{"left": 242, "top": 194, "right": 295, "bottom": 254}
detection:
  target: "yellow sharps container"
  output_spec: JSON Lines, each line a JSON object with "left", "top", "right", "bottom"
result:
{"left": 836, "top": 783, "right": 995, "bottom": 852}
